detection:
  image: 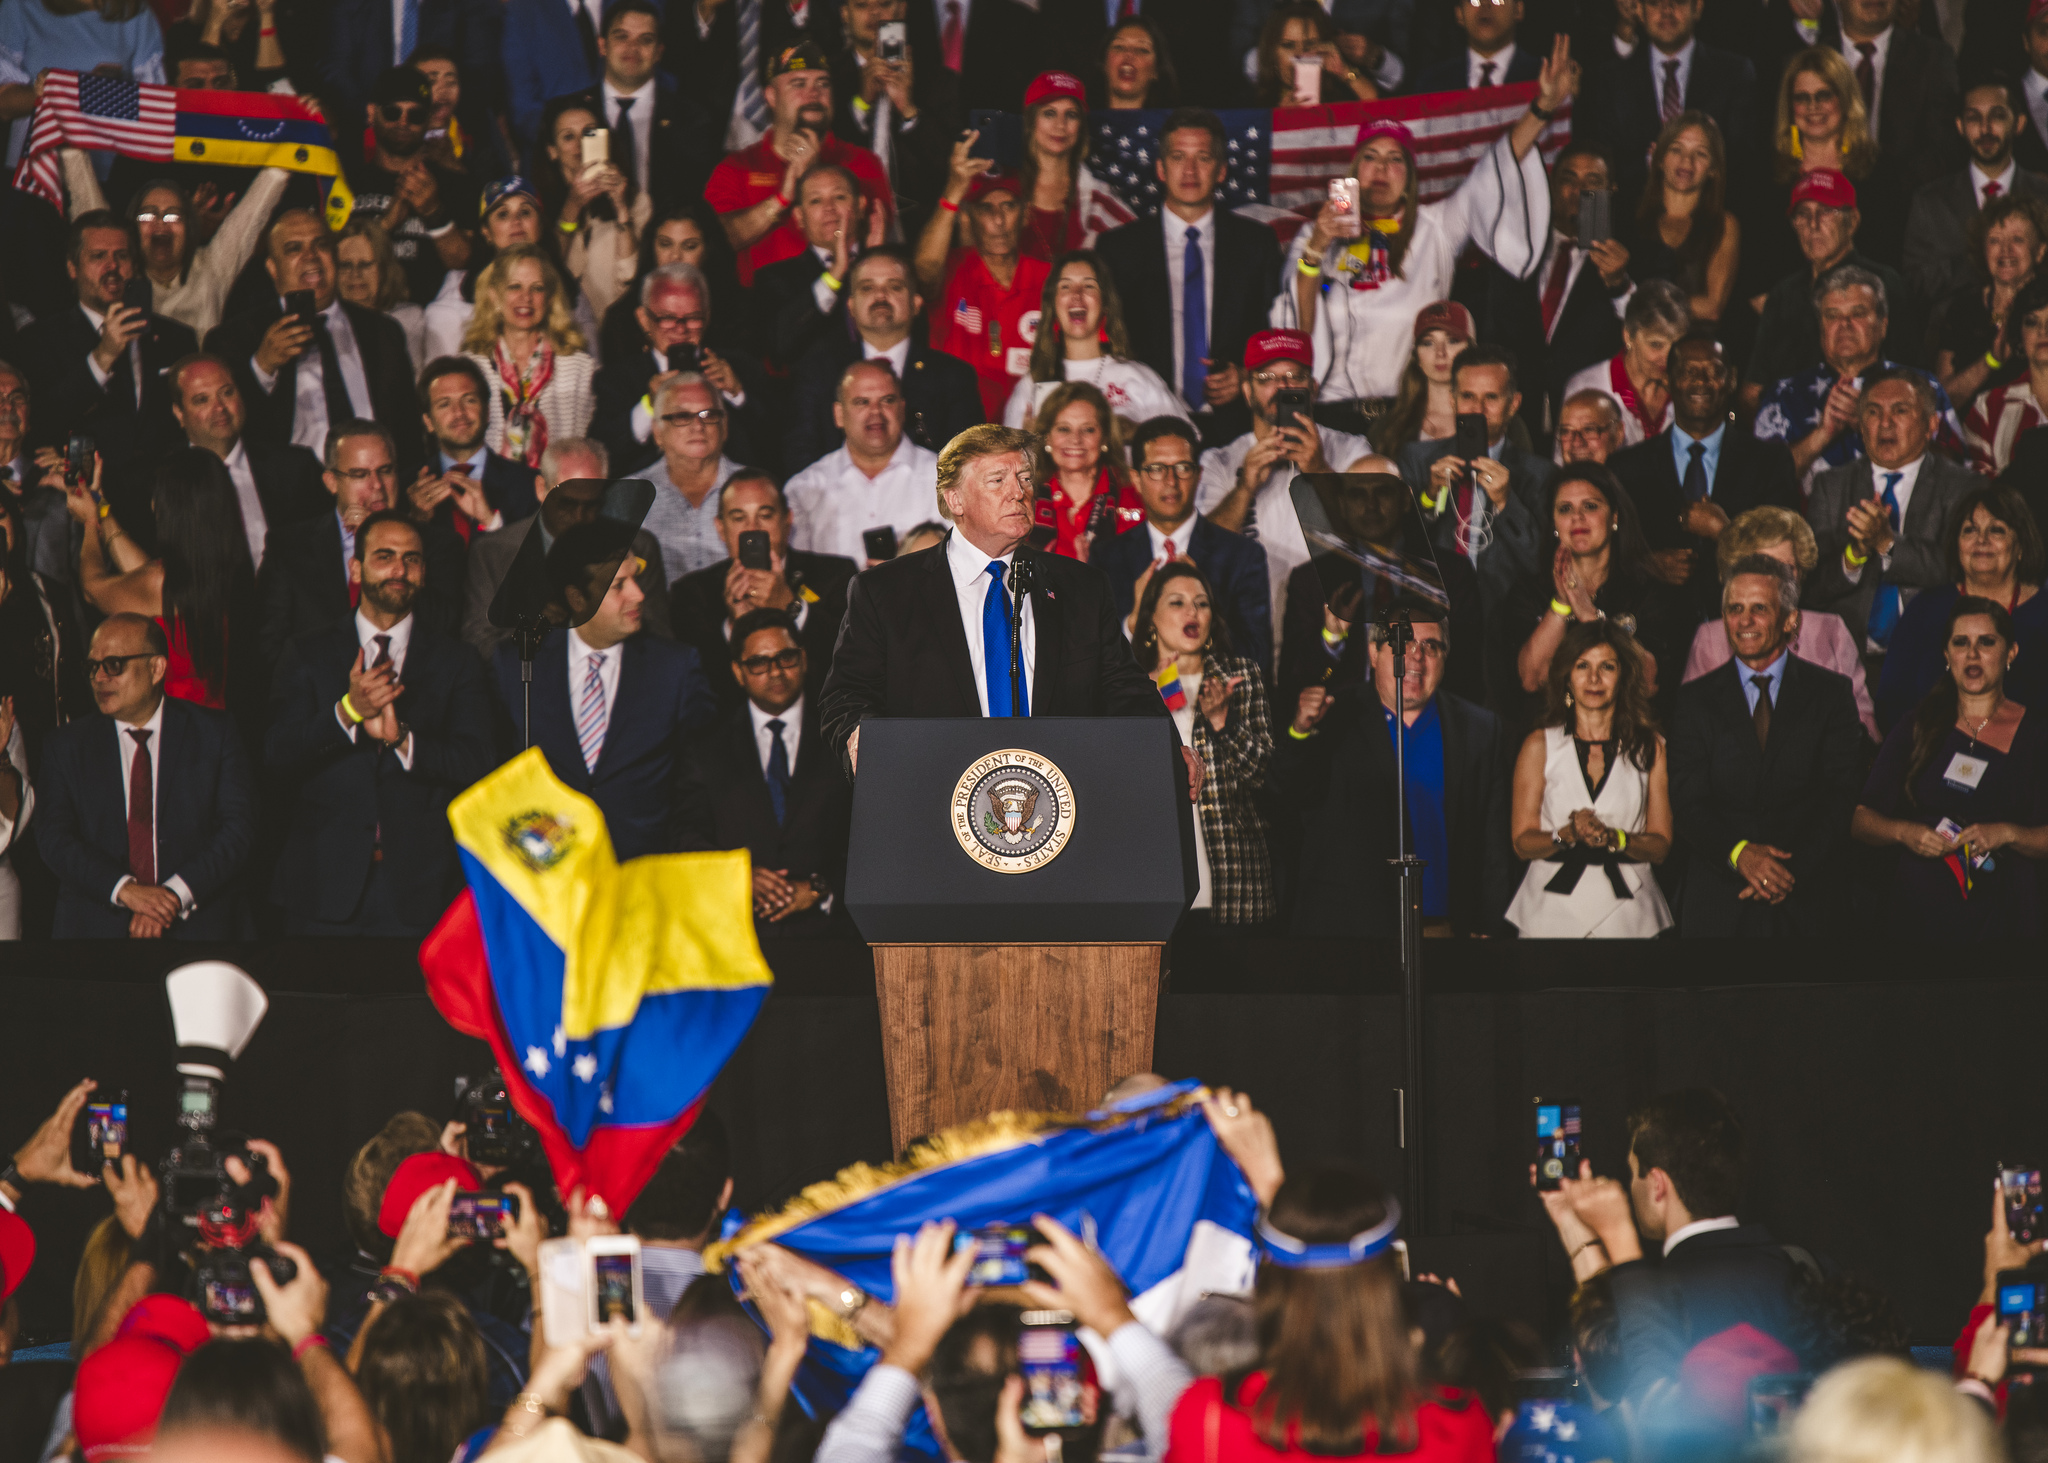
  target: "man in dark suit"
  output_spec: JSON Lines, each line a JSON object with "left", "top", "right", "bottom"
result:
{"left": 169, "top": 353, "right": 329, "bottom": 574}
{"left": 749, "top": 163, "right": 884, "bottom": 370}
{"left": 1403, "top": 0, "right": 1545, "bottom": 93}
{"left": 1804, "top": 368, "right": 1975, "bottom": 665}
{"left": 461, "top": 439, "right": 674, "bottom": 661}
{"left": 1670, "top": 554, "right": 1862, "bottom": 935}
{"left": 670, "top": 0, "right": 832, "bottom": 160}
{"left": 676, "top": 608, "right": 854, "bottom": 936}
{"left": 321, "top": 0, "right": 502, "bottom": 158}
{"left": 408, "top": 356, "right": 541, "bottom": 535}
{"left": 36, "top": 613, "right": 258, "bottom": 938}
{"left": 672, "top": 470, "right": 854, "bottom": 712}
{"left": 819, "top": 423, "right": 1189, "bottom": 790}
{"left": 265, "top": 509, "right": 495, "bottom": 936}
{"left": 503, "top": 0, "right": 599, "bottom": 148}
{"left": 1902, "top": 78, "right": 2048, "bottom": 309}
{"left": 559, "top": 4, "right": 719, "bottom": 218}
{"left": 1094, "top": 110, "right": 1284, "bottom": 448}
{"left": 17, "top": 211, "right": 199, "bottom": 493}
{"left": 204, "top": 210, "right": 425, "bottom": 478}
{"left": 1580, "top": 0, "right": 1756, "bottom": 203}
{"left": 1611, "top": 335, "right": 1802, "bottom": 622}
{"left": 490, "top": 520, "right": 717, "bottom": 858}
{"left": 786, "top": 246, "right": 982, "bottom": 471}
{"left": 830, "top": 0, "right": 961, "bottom": 230}
{"left": 1839, "top": 0, "right": 1962, "bottom": 265}
{"left": 1090, "top": 417, "right": 1272, "bottom": 683}
{"left": 1272, "top": 612, "right": 1514, "bottom": 937}
{"left": 902, "top": 0, "right": 1053, "bottom": 118}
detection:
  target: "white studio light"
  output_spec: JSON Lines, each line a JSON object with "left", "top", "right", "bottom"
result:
{"left": 165, "top": 962, "right": 269, "bottom": 1078}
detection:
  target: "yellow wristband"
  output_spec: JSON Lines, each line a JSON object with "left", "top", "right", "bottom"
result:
{"left": 1614, "top": 828, "right": 1628, "bottom": 854}
{"left": 557, "top": 218, "right": 579, "bottom": 234}
{"left": 1550, "top": 598, "right": 1573, "bottom": 618}
{"left": 1986, "top": 351, "right": 2004, "bottom": 370}
{"left": 341, "top": 693, "right": 365, "bottom": 725}
{"left": 1844, "top": 544, "right": 1869, "bottom": 568}
{"left": 821, "top": 270, "right": 843, "bottom": 291}
{"left": 1287, "top": 724, "right": 1315, "bottom": 741}
{"left": 1729, "top": 839, "right": 1749, "bottom": 870}
{"left": 1320, "top": 626, "right": 1348, "bottom": 648}
{"left": 1296, "top": 256, "right": 1321, "bottom": 276}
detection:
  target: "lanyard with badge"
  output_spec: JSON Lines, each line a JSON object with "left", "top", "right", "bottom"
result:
{"left": 1937, "top": 732, "right": 1996, "bottom": 884}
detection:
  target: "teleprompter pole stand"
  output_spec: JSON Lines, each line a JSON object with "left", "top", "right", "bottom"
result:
{"left": 514, "top": 616, "right": 548, "bottom": 750}
{"left": 1382, "top": 611, "right": 1427, "bottom": 1236}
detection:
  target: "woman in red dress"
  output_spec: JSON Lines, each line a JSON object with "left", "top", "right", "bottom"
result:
{"left": 1029, "top": 381, "right": 1142, "bottom": 561}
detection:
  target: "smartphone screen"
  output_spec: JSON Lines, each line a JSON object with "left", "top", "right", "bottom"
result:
{"left": 956, "top": 1224, "right": 1045, "bottom": 1287}
{"left": 89, "top": 1100, "right": 127, "bottom": 1163}
{"left": 1019, "top": 1324, "right": 1089, "bottom": 1432}
{"left": 202, "top": 1278, "right": 259, "bottom": 1321}
{"left": 448, "top": 1191, "right": 517, "bottom": 1240}
{"left": 737, "top": 529, "right": 772, "bottom": 571}
{"left": 1290, "top": 54, "right": 1323, "bottom": 106}
{"left": 2006, "top": 1166, "right": 2045, "bottom": 1245}
{"left": 863, "top": 525, "right": 898, "bottom": 562}
{"left": 1454, "top": 412, "right": 1489, "bottom": 463}
{"left": 592, "top": 1251, "right": 638, "bottom": 1324}
{"left": 1747, "top": 1374, "right": 1812, "bottom": 1437}
{"left": 581, "top": 126, "right": 609, "bottom": 171}
{"left": 1577, "top": 189, "right": 1611, "bottom": 249}
{"left": 2001, "top": 1271, "right": 2047, "bottom": 1349}
{"left": 284, "top": 288, "right": 317, "bottom": 330}
{"left": 877, "top": 20, "right": 906, "bottom": 58}
{"left": 1535, "top": 1100, "right": 1581, "bottom": 1191}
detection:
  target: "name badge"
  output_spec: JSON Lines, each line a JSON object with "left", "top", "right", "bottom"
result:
{"left": 1944, "top": 751, "right": 1989, "bottom": 793}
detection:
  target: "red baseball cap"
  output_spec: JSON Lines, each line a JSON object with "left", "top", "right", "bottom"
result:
{"left": 1355, "top": 117, "right": 1416, "bottom": 154}
{"left": 1023, "top": 71, "right": 1087, "bottom": 110}
{"left": 1413, "top": 300, "right": 1473, "bottom": 343}
{"left": 1787, "top": 170, "right": 1857, "bottom": 214}
{"left": 2031, "top": 0, "right": 2047, "bottom": 24}
{"left": 1245, "top": 328, "right": 1313, "bottom": 372}
{"left": 965, "top": 170, "right": 1023, "bottom": 205}
{"left": 74, "top": 1296, "right": 212, "bottom": 1462}
{"left": 377, "top": 1151, "right": 481, "bottom": 1238}
{"left": 0, "top": 1210, "right": 32, "bottom": 1303}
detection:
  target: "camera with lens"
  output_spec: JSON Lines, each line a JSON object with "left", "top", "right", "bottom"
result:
{"left": 192, "top": 1241, "right": 298, "bottom": 1326}
{"left": 455, "top": 1068, "right": 542, "bottom": 1169}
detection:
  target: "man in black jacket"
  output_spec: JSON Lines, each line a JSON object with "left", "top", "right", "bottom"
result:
{"left": 169, "top": 353, "right": 329, "bottom": 574}
{"left": 830, "top": 0, "right": 961, "bottom": 231}
{"left": 1403, "top": 0, "right": 1545, "bottom": 93}
{"left": 668, "top": 0, "right": 830, "bottom": 159}
{"left": 408, "top": 356, "right": 542, "bottom": 534}
{"left": 265, "top": 509, "right": 494, "bottom": 936}
{"left": 1838, "top": 0, "right": 1962, "bottom": 265}
{"left": 749, "top": 163, "right": 886, "bottom": 370}
{"left": 1670, "top": 555, "right": 1862, "bottom": 935}
{"left": 1580, "top": 0, "right": 1756, "bottom": 204}
{"left": 1094, "top": 110, "right": 1283, "bottom": 447}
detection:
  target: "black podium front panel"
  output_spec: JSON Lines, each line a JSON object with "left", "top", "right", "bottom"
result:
{"left": 844, "top": 718, "right": 1198, "bottom": 943}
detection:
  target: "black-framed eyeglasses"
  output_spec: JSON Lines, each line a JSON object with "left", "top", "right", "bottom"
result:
{"left": 84, "top": 653, "right": 155, "bottom": 679}
{"left": 661, "top": 409, "right": 725, "bottom": 425}
{"left": 739, "top": 649, "right": 804, "bottom": 674}
{"left": 1139, "top": 462, "right": 1199, "bottom": 480}
{"left": 379, "top": 103, "right": 426, "bottom": 123}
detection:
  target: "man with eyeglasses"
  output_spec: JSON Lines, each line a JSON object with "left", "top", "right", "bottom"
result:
{"left": 489, "top": 518, "right": 715, "bottom": 858}
{"left": 36, "top": 612, "right": 257, "bottom": 939}
{"left": 673, "top": 469, "right": 855, "bottom": 714}
{"left": 345, "top": 67, "right": 479, "bottom": 308}
{"left": 592, "top": 261, "right": 769, "bottom": 476}
{"left": 785, "top": 360, "right": 939, "bottom": 566}
{"left": 170, "top": 352, "right": 329, "bottom": 573}
{"left": 267, "top": 506, "right": 494, "bottom": 936}
{"left": 1090, "top": 415, "right": 1271, "bottom": 683}
{"left": 641, "top": 373, "right": 753, "bottom": 581}
{"left": 1557, "top": 389, "right": 1625, "bottom": 464}
{"left": 676, "top": 608, "right": 853, "bottom": 935}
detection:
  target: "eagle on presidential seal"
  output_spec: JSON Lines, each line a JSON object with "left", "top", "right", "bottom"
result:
{"left": 982, "top": 778, "right": 1043, "bottom": 846}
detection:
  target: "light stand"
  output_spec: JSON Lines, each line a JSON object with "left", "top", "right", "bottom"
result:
{"left": 1379, "top": 610, "right": 1427, "bottom": 1236}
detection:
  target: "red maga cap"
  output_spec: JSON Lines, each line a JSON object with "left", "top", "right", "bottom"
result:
{"left": 1245, "top": 328, "right": 1313, "bottom": 372}
{"left": 74, "top": 1296, "right": 212, "bottom": 1463}
{"left": 1787, "top": 169, "right": 1857, "bottom": 214}
{"left": 1023, "top": 71, "right": 1087, "bottom": 110}
{"left": 1413, "top": 300, "right": 1474, "bottom": 342}
{"left": 378, "top": 1151, "right": 482, "bottom": 1237}
{"left": 1355, "top": 117, "right": 1416, "bottom": 153}
{"left": 965, "top": 170, "right": 1023, "bottom": 204}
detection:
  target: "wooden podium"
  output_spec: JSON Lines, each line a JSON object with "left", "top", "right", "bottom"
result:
{"left": 845, "top": 720, "right": 1196, "bottom": 1153}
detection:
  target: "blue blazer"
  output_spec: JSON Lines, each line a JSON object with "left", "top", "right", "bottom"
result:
{"left": 1088, "top": 517, "right": 1274, "bottom": 683}
{"left": 491, "top": 631, "right": 718, "bottom": 861}
{"left": 265, "top": 619, "right": 497, "bottom": 931}
{"left": 503, "top": 0, "right": 667, "bottom": 145}
{"left": 36, "top": 698, "right": 259, "bottom": 939}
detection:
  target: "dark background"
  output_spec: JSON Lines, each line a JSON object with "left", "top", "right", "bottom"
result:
{"left": 0, "top": 935, "right": 2009, "bottom": 1353}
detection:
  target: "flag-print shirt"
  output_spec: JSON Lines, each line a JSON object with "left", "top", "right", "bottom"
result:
{"left": 1961, "top": 377, "right": 2047, "bottom": 476}
{"left": 931, "top": 248, "right": 1052, "bottom": 420}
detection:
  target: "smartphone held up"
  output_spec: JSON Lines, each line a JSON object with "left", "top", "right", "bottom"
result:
{"left": 539, "top": 1233, "right": 645, "bottom": 1344}
{"left": 1535, "top": 1098, "right": 1581, "bottom": 1191}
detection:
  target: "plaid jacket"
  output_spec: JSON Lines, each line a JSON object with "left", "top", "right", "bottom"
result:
{"left": 1187, "top": 651, "right": 1276, "bottom": 925}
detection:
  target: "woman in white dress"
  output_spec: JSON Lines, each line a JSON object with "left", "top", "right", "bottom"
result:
{"left": 1003, "top": 251, "right": 1189, "bottom": 430}
{"left": 1506, "top": 619, "right": 1674, "bottom": 938}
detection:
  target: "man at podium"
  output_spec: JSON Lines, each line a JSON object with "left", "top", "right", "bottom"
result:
{"left": 821, "top": 423, "right": 1197, "bottom": 795}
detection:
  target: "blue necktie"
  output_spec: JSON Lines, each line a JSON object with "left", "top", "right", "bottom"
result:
{"left": 1181, "top": 225, "right": 1207, "bottom": 411}
{"left": 982, "top": 560, "right": 1027, "bottom": 716}
{"left": 398, "top": 0, "right": 419, "bottom": 61}
{"left": 1868, "top": 470, "right": 1904, "bottom": 647}
{"left": 764, "top": 717, "right": 790, "bottom": 825}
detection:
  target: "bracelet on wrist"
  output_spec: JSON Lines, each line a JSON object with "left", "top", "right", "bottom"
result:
{"left": 292, "top": 1334, "right": 329, "bottom": 1362}
{"left": 1296, "top": 255, "right": 1321, "bottom": 276}
{"left": 557, "top": 218, "right": 580, "bottom": 233}
{"left": 1550, "top": 597, "right": 1574, "bottom": 619}
{"left": 1986, "top": 351, "right": 2005, "bottom": 370}
{"left": 340, "top": 693, "right": 365, "bottom": 725}
{"left": 773, "top": 190, "right": 793, "bottom": 210}
{"left": 378, "top": 1265, "right": 420, "bottom": 1293}
{"left": 939, "top": 196, "right": 960, "bottom": 212}
{"left": 820, "top": 269, "right": 843, "bottom": 291}
{"left": 1571, "top": 1237, "right": 1606, "bottom": 1258}
{"left": 1529, "top": 100, "right": 1557, "bottom": 121}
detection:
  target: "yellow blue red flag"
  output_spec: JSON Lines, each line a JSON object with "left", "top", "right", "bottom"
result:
{"left": 419, "top": 749, "right": 772, "bottom": 1210}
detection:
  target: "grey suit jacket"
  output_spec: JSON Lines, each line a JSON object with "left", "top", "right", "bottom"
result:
{"left": 1802, "top": 451, "right": 1973, "bottom": 646}
{"left": 459, "top": 515, "right": 674, "bottom": 661}
{"left": 1901, "top": 168, "right": 2048, "bottom": 313}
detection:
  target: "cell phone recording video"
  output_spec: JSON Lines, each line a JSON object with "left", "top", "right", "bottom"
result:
{"left": 588, "top": 1236, "right": 643, "bottom": 1330}
{"left": 1019, "top": 1312, "right": 1089, "bottom": 1433}
{"left": 2005, "top": 1164, "right": 2044, "bottom": 1245}
{"left": 2001, "top": 1270, "right": 2048, "bottom": 1350}
{"left": 1272, "top": 387, "right": 1313, "bottom": 441}
{"left": 448, "top": 1190, "right": 520, "bottom": 1241}
{"left": 1535, "top": 1098, "right": 1581, "bottom": 1191}
{"left": 956, "top": 1223, "right": 1051, "bottom": 1287}
{"left": 1454, "top": 412, "right": 1489, "bottom": 464}
{"left": 1576, "top": 188, "right": 1612, "bottom": 250}
{"left": 738, "top": 529, "right": 772, "bottom": 572}
{"left": 1327, "top": 177, "right": 1362, "bottom": 239}
{"left": 284, "top": 288, "right": 318, "bottom": 331}
{"left": 74, "top": 1091, "right": 127, "bottom": 1172}
{"left": 66, "top": 432, "right": 96, "bottom": 491}
{"left": 877, "top": 20, "right": 906, "bottom": 59}
{"left": 863, "top": 525, "right": 898, "bottom": 562}
{"left": 580, "top": 126, "right": 610, "bottom": 172}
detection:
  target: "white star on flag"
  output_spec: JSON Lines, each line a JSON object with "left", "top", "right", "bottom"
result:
{"left": 573, "top": 1053, "right": 599, "bottom": 1082}
{"left": 524, "top": 1046, "right": 550, "bottom": 1078}
{"left": 599, "top": 1088, "right": 615, "bottom": 1114}
{"left": 552, "top": 1025, "right": 567, "bottom": 1057}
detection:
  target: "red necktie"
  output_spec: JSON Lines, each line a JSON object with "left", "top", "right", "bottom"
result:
{"left": 1540, "top": 244, "right": 1572, "bottom": 335}
{"left": 1117, "top": 0, "right": 1136, "bottom": 16}
{"left": 126, "top": 727, "right": 153, "bottom": 886}
{"left": 1478, "top": 60, "right": 1495, "bottom": 87}
{"left": 1661, "top": 59, "right": 1682, "bottom": 123}
{"left": 940, "top": 0, "right": 963, "bottom": 72}
{"left": 1854, "top": 42, "right": 1876, "bottom": 117}
{"left": 1985, "top": 180, "right": 2004, "bottom": 202}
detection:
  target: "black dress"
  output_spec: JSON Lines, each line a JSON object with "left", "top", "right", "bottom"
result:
{"left": 1492, "top": 565, "right": 1692, "bottom": 740}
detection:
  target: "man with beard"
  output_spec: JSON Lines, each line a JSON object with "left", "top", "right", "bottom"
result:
{"left": 1902, "top": 78, "right": 2048, "bottom": 310}
{"left": 266, "top": 505, "right": 494, "bottom": 936}
{"left": 406, "top": 356, "right": 541, "bottom": 536}
{"left": 170, "top": 353, "right": 329, "bottom": 573}
{"left": 345, "top": 66, "right": 479, "bottom": 306}
{"left": 786, "top": 244, "right": 982, "bottom": 471}
{"left": 706, "top": 41, "right": 893, "bottom": 284}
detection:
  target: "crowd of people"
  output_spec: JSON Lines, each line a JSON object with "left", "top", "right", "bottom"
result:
{"left": 0, "top": 0, "right": 2047, "bottom": 939}
{"left": 0, "top": 1070, "right": 2034, "bottom": 1463}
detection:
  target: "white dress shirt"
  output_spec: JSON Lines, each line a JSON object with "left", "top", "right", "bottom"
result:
{"left": 109, "top": 698, "right": 197, "bottom": 913}
{"left": 1162, "top": 205, "right": 1217, "bottom": 409}
{"left": 786, "top": 436, "right": 941, "bottom": 563}
{"left": 1466, "top": 43, "right": 1515, "bottom": 87}
{"left": 749, "top": 693, "right": 804, "bottom": 776}
{"left": 602, "top": 79, "right": 656, "bottom": 203}
{"left": 864, "top": 335, "right": 913, "bottom": 377}
{"left": 79, "top": 303, "right": 143, "bottom": 409}
{"left": 1839, "top": 28, "right": 1891, "bottom": 140}
{"left": 1973, "top": 160, "right": 2017, "bottom": 209}
{"left": 1647, "top": 37, "right": 1695, "bottom": 112}
{"left": 335, "top": 609, "right": 417, "bottom": 767}
{"left": 222, "top": 439, "right": 268, "bottom": 569}
{"left": 1146, "top": 515, "right": 1197, "bottom": 560}
{"left": 946, "top": 528, "right": 1036, "bottom": 714}
{"left": 2028, "top": 71, "right": 2048, "bottom": 155}
{"left": 567, "top": 623, "right": 625, "bottom": 728}
{"left": 1663, "top": 1214, "right": 1742, "bottom": 1257}
{"left": 253, "top": 298, "right": 373, "bottom": 454}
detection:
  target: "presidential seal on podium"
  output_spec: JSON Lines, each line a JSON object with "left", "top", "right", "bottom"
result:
{"left": 950, "top": 749, "right": 1077, "bottom": 873}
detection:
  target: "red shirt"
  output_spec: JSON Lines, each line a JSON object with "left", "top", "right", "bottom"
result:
{"left": 1165, "top": 1375, "right": 1494, "bottom": 1463}
{"left": 930, "top": 248, "right": 1052, "bottom": 420}
{"left": 1023, "top": 202, "right": 1083, "bottom": 260}
{"left": 705, "top": 133, "right": 894, "bottom": 285}
{"left": 1036, "top": 468, "right": 1144, "bottom": 559}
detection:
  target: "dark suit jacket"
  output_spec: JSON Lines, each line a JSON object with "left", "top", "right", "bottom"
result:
{"left": 552, "top": 83, "right": 715, "bottom": 219}
{"left": 1270, "top": 689, "right": 1515, "bottom": 936}
{"left": 1396, "top": 436, "right": 1552, "bottom": 605}
{"left": 590, "top": 343, "right": 773, "bottom": 477}
{"left": 434, "top": 447, "right": 541, "bottom": 527}
{"left": 244, "top": 439, "right": 331, "bottom": 541}
{"left": 35, "top": 697, "right": 259, "bottom": 938}
{"left": 1858, "top": 35, "right": 1964, "bottom": 267}
{"left": 667, "top": 0, "right": 831, "bottom": 159}
{"left": 905, "top": 0, "right": 1053, "bottom": 118}
{"left": 785, "top": 326, "right": 984, "bottom": 472}
{"left": 204, "top": 299, "right": 425, "bottom": 476}
{"left": 1275, "top": 551, "right": 1486, "bottom": 710}
{"left": 503, "top": 0, "right": 601, "bottom": 146}
{"left": 1584, "top": 41, "right": 1757, "bottom": 202}
{"left": 671, "top": 549, "right": 855, "bottom": 712}
{"left": 1402, "top": 45, "right": 1543, "bottom": 94}
{"left": 1088, "top": 516, "right": 1273, "bottom": 684}
{"left": 1610, "top": 425, "right": 1802, "bottom": 622}
{"left": 1670, "top": 655, "right": 1862, "bottom": 935}
{"left": 751, "top": 249, "right": 842, "bottom": 372}
{"left": 674, "top": 698, "right": 854, "bottom": 937}
{"left": 818, "top": 536, "right": 1168, "bottom": 772}
{"left": 17, "top": 305, "right": 199, "bottom": 482}
{"left": 1803, "top": 452, "right": 1974, "bottom": 645}
{"left": 321, "top": 0, "right": 503, "bottom": 143}
{"left": 489, "top": 630, "right": 716, "bottom": 860}
{"left": 829, "top": 41, "right": 962, "bottom": 229}
{"left": 255, "top": 512, "right": 465, "bottom": 678}
{"left": 1902, "top": 167, "right": 2048, "bottom": 310}
{"left": 1095, "top": 210, "right": 1282, "bottom": 434}
{"left": 1606, "top": 1223, "right": 1806, "bottom": 1402}
{"left": 264, "top": 617, "right": 496, "bottom": 931}
{"left": 1473, "top": 244, "right": 1628, "bottom": 433}
{"left": 462, "top": 516, "right": 673, "bottom": 661}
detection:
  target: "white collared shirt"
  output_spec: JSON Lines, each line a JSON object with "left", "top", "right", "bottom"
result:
{"left": 946, "top": 528, "right": 1036, "bottom": 715}
{"left": 222, "top": 439, "right": 268, "bottom": 570}
{"left": 786, "top": 436, "right": 941, "bottom": 564}
{"left": 1647, "top": 37, "right": 1695, "bottom": 112}
{"left": 1973, "top": 160, "right": 2017, "bottom": 210}
{"left": 1146, "top": 515, "right": 1197, "bottom": 561}
{"left": 109, "top": 697, "right": 196, "bottom": 914}
{"left": 567, "top": 623, "right": 625, "bottom": 727}
{"left": 1162, "top": 206, "right": 1218, "bottom": 410}
{"left": 1467, "top": 43, "right": 1515, "bottom": 88}
{"left": 863, "top": 335, "right": 913, "bottom": 378}
{"left": 602, "top": 78, "right": 656, "bottom": 202}
{"left": 1663, "top": 1214, "right": 1742, "bottom": 1257}
{"left": 253, "top": 298, "right": 372, "bottom": 454}
{"left": 1839, "top": 455, "right": 1924, "bottom": 630}
{"left": 80, "top": 302, "right": 143, "bottom": 410}
{"left": 1840, "top": 27, "right": 1891, "bottom": 139}
{"left": 335, "top": 609, "right": 417, "bottom": 767}
{"left": 749, "top": 693, "right": 804, "bottom": 777}
{"left": 2029, "top": 71, "right": 2048, "bottom": 153}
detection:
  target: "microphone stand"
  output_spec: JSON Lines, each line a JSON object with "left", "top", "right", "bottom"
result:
{"left": 1007, "top": 556, "right": 1035, "bottom": 717}
{"left": 1380, "top": 611, "right": 1427, "bottom": 1237}
{"left": 514, "top": 615, "right": 548, "bottom": 749}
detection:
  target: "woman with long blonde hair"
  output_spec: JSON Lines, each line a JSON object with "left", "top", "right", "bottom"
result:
{"left": 461, "top": 244, "right": 595, "bottom": 465}
{"left": 1744, "top": 48, "right": 1880, "bottom": 308}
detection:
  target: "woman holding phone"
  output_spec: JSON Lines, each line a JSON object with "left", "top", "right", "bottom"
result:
{"left": 1853, "top": 598, "right": 2048, "bottom": 941}
{"left": 538, "top": 95, "right": 642, "bottom": 346}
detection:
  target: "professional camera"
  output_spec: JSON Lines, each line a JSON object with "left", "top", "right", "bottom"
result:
{"left": 156, "top": 962, "right": 272, "bottom": 1226}
{"left": 454, "top": 1068, "right": 543, "bottom": 1169}
{"left": 192, "top": 1240, "right": 299, "bottom": 1325}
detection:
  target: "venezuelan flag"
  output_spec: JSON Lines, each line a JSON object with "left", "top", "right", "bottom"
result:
{"left": 172, "top": 89, "right": 353, "bottom": 229}
{"left": 1155, "top": 663, "right": 1187, "bottom": 711}
{"left": 419, "top": 749, "right": 771, "bottom": 1210}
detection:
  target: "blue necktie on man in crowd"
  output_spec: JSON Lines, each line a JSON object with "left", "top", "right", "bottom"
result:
{"left": 764, "top": 718, "right": 791, "bottom": 825}
{"left": 1181, "top": 226, "right": 1207, "bottom": 412}
{"left": 1868, "top": 471, "right": 1904, "bottom": 647}
{"left": 982, "top": 560, "right": 1028, "bottom": 717}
